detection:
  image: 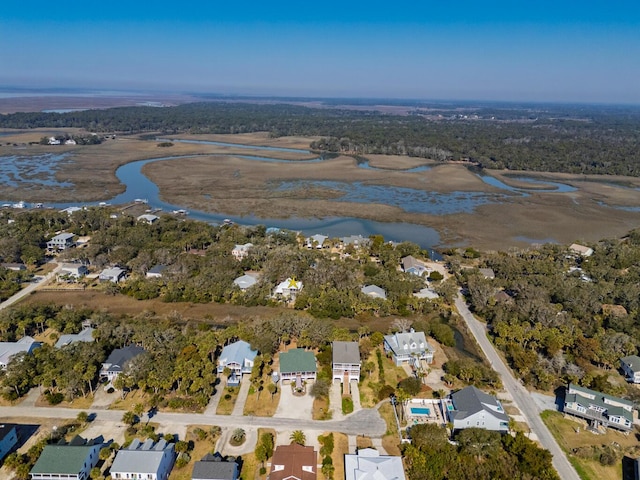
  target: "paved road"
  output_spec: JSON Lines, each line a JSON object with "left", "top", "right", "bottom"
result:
{"left": 0, "top": 263, "right": 62, "bottom": 310}
{"left": 454, "top": 293, "right": 580, "bottom": 480}
{"left": 0, "top": 403, "right": 387, "bottom": 437}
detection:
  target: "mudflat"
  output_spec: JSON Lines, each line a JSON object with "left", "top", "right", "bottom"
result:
{"left": 1, "top": 130, "right": 640, "bottom": 249}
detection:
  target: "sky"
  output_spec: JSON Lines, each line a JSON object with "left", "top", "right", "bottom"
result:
{"left": 1, "top": 1, "right": 639, "bottom": 103}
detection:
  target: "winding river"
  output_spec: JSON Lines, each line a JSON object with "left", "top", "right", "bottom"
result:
{"left": 0, "top": 139, "right": 596, "bottom": 251}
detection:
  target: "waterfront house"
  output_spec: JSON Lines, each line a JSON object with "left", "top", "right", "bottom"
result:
{"left": 0, "top": 336, "right": 41, "bottom": 369}
{"left": 332, "top": 341, "right": 361, "bottom": 383}
{"left": 570, "top": 243, "right": 594, "bottom": 257}
{"left": 563, "top": 383, "right": 633, "bottom": 431}
{"left": 344, "top": 448, "right": 406, "bottom": 480}
{"left": 279, "top": 348, "right": 317, "bottom": 384}
{"left": 47, "top": 232, "right": 76, "bottom": 251}
{"left": 383, "top": 330, "right": 434, "bottom": 367}
{"left": 100, "top": 345, "right": 145, "bottom": 383}
{"left": 110, "top": 438, "right": 175, "bottom": 480}
{"left": 447, "top": 386, "right": 509, "bottom": 432}
{"left": 305, "top": 234, "right": 328, "bottom": 249}
{"left": 137, "top": 214, "right": 159, "bottom": 224}
{"left": 30, "top": 436, "right": 102, "bottom": 480}
{"left": 361, "top": 284, "right": 387, "bottom": 300}
{"left": 269, "top": 443, "right": 317, "bottom": 480}
{"left": 401, "top": 256, "right": 428, "bottom": 276}
{"left": 232, "top": 243, "right": 253, "bottom": 260}
{"left": 621, "top": 355, "right": 640, "bottom": 383}
{"left": 217, "top": 340, "right": 258, "bottom": 386}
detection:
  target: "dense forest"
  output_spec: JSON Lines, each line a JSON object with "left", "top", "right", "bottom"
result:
{"left": 456, "top": 230, "right": 640, "bottom": 398}
{"left": 2, "top": 101, "right": 640, "bottom": 175}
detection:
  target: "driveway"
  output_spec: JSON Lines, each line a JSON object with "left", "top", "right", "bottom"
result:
{"left": 231, "top": 376, "right": 252, "bottom": 416}
{"left": 329, "top": 382, "right": 345, "bottom": 421}
{"left": 274, "top": 383, "right": 315, "bottom": 420}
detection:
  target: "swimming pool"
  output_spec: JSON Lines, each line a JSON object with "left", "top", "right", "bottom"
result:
{"left": 410, "top": 407, "right": 431, "bottom": 415}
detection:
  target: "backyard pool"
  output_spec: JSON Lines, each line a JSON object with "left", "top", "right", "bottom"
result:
{"left": 410, "top": 407, "right": 431, "bottom": 416}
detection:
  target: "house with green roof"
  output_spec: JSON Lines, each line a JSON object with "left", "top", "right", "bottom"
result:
{"left": 563, "top": 383, "right": 634, "bottom": 431}
{"left": 30, "top": 435, "right": 102, "bottom": 480}
{"left": 279, "top": 348, "right": 317, "bottom": 384}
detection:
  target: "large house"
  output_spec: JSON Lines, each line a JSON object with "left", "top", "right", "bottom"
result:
{"left": 0, "top": 336, "right": 41, "bottom": 369}
{"left": 447, "top": 386, "right": 510, "bottom": 432}
{"left": 100, "top": 345, "right": 146, "bottom": 382}
{"left": 0, "top": 424, "right": 18, "bottom": 461}
{"left": 217, "top": 340, "right": 258, "bottom": 386}
{"left": 332, "top": 341, "right": 361, "bottom": 383}
{"left": 47, "top": 232, "right": 76, "bottom": 251}
{"left": 232, "top": 243, "right": 253, "bottom": 260}
{"left": 620, "top": 355, "right": 640, "bottom": 383}
{"left": 59, "top": 263, "right": 89, "bottom": 279}
{"left": 30, "top": 436, "right": 102, "bottom": 480}
{"left": 110, "top": 438, "right": 175, "bottom": 480}
{"left": 563, "top": 383, "right": 633, "bottom": 431}
{"left": 137, "top": 214, "right": 159, "bottom": 225}
{"left": 274, "top": 278, "right": 303, "bottom": 300}
{"left": 55, "top": 327, "right": 95, "bottom": 349}
{"left": 279, "top": 348, "right": 317, "bottom": 384}
{"left": 191, "top": 453, "right": 239, "bottom": 480}
{"left": 99, "top": 267, "right": 127, "bottom": 283}
{"left": 344, "top": 448, "right": 406, "bottom": 480}
{"left": 401, "top": 256, "right": 428, "bottom": 276}
{"left": 269, "top": 444, "right": 317, "bottom": 480}
{"left": 383, "top": 331, "right": 434, "bottom": 367}
{"left": 306, "top": 234, "right": 328, "bottom": 249}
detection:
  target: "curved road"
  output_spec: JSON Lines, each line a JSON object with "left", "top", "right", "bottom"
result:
{"left": 0, "top": 263, "right": 62, "bottom": 311}
{"left": 455, "top": 293, "right": 579, "bottom": 480}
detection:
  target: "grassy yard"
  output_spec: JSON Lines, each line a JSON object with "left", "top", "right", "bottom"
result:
{"left": 109, "top": 389, "right": 149, "bottom": 411}
{"left": 34, "top": 393, "right": 95, "bottom": 409}
{"left": 359, "top": 347, "right": 410, "bottom": 408}
{"left": 313, "top": 396, "right": 331, "bottom": 420}
{"left": 169, "top": 424, "right": 221, "bottom": 480}
{"left": 330, "top": 432, "right": 349, "bottom": 478}
{"left": 244, "top": 386, "right": 281, "bottom": 416}
{"left": 541, "top": 410, "right": 640, "bottom": 480}
{"left": 378, "top": 402, "right": 401, "bottom": 456}
{"left": 216, "top": 386, "right": 240, "bottom": 415}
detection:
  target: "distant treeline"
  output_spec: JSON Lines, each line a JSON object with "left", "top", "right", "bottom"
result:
{"left": 2, "top": 102, "right": 640, "bottom": 176}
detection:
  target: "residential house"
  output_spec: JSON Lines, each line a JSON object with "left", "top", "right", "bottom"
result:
{"left": 401, "top": 256, "right": 428, "bottom": 276}
{"left": 146, "top": 265, "right": 167, "bottom": 278}
{"left": 305, "top": 234, "right": 328, "bottom": 249}
{"left": 332, "top": 341, "right": 361, "bottom": 383}
{"left": 99, "top": 267, "right": 126, "bottom": 283}
{"left": 231, "top": 243, "right": 253, "bottom": 260}
{"left": 48, "top": 136, "right": 60, "bottom": 145}
{"left": 217, "top": 340, "right": 258, "bottom": 386}
{"left": 1, "top": 263, "right": 26, "bottom": 271}
{"left": 621, "top": 355, "right": 640, "bottom": 384}
{"left": 137, "top": 214, "right": 159, "bottom": 224}
{"left": 361, "top": 285, "right": 387, "bottom": 300}
{"left": 191, "top": 453, "right": 239, "bottom": 480}
{"left": 233, "top": 273, "right": 259, "bottom": 290}
{"left": 340, "top": 235, "right": 370, "bottom": 249}
{"left": 383, "top": 330, "right": 434, "bottom": 367}
{"left": 110, "top": 438, "right": 176, "bottom": 480}
{"left": 344, "top": 448, "right": 406, "bottom": 480}
{"left": 274, "top": 278, "right": 303, "bottom": 300}
{"left": 563, "top": 383, "right": 633, "bottom": 431}
{"left": 279, "top": 348, "right": 317, "bottom": 384}
{"left": 55, "top": 327, "right": 95, "bottom": 349}
{"left": 447, "top": 386, "right": 510, "bottom": 432}
{"left": 46, "top": 232, "right": 76, "bottom": 251}
{"left": 0, "top": 336, "right": 41, "bottom": 369}
{"left": 59, "top": 263, "right": 89, "bottom": 279}
{"left": 30, "top": 435, "right": 102, "bottom": 480}
{"left": 269, "top": 443, "right": 317, "bottom": 480}
{"left": 64, "top": 138, "right": 77, "bottom": 145}
{"left": 0, "top": 424, "right": 18, "bottom": 461}
{"left": 60, "top": 206, "right": 82, "bottom": 215}
{"left": 100, "top": 345, "right": 145, "bottom": 382}
{"left": 479, "top": 268, "right": 495, "bottom": 279}
{"left": 414, "top": 287, "right": 439, "bottom": 300}
{"left": 570, "top": 243, "right": 594, "bottom": 257}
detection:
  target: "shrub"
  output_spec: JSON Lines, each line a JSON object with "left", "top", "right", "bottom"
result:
{"left": 224, "top": 394, "right": 232, "bottom": 400}
{"left": 45, "top": 391, "right": 64, "bottom": 405}
{"left": 259, "top": 467, "right": 267, "bottom": 475}
{"left": 342, "top": 396, "right": 354, "bottom": 414}
{"left": 428, "top": 270, "right": 444, "bottom": 281}
{"left": 398, "top": 376, "right": 422, "bottom": 396}
{"left": 378, "top": 384, "right": 395, "bottom": 401}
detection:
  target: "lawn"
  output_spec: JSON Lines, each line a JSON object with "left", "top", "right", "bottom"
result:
{"left": 541, "top": 410, "right": 640, "bottom": 480}
{"left": 34, "top": 393, "right": 95, "bottom": 409}
{"left": 244, "top": 386, "right": 281, "bottom": 417}
{"left": 216, "top": 386, "right": 240, "bottom": 415}
{"left": 330, "top": 432, "right": 349, "bottom": 478}
{"left": 313, "top": 396, "right": 331, "bottom": 420}
{"left": 378, "top": 402, "right": 401, "bottom": 456}
{"left": 359, "top": 347, "right": 410, "bottom": 408}
{"left": 108, "top": 389, "right": 149, "bottom": 411}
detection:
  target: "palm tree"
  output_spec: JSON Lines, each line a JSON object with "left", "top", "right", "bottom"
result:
{"left": 231, "top": 428, "right": 246, "bottom": 446}
{"left": 290, "top": 430, "right": 306, "bottom": 446}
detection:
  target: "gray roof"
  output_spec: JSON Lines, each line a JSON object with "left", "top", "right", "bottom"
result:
{"left": 384, "top": 331, "right": 433, "bottom": 356}
{"left": 344, "top": 448, "right": 406, "bottom": 480}
{"left": 51, "top": 232, "right": 75, "bottom": 241}
{"left": 55, "top": 327, "right": 95, "bottom": 348}
{"left": 192, "top": 455, "right": 239, "bottom": 480}
{"left": 621, "top": 355, "right": 640, "bottom": 373}
{"left": 111, "top": 439, "right": 174, "bottom": 474}
{"left": 233, "top": 274, "right": 258, "bottom": 290}
{"left": 361, "top": 284, "right": 386, "bottom": 299}
{"left": 103, "top": 345, "right": 145, "bottom": 373}
{"left": 568, "top": 383, "right": 634, "bottom": 408}
{"left": 0, "top": 423, "right": 17, "bottom": 442}
{"left": 148, "top": 264, "right": 167, "bottom": 275}
{"left": 0, "top": 336, "right": 40, "bottom": 366}
{"left": 450, "top": 386, "right": 509, "bottom": 422}
{"left": 218, "top": 340, "right": 258, "bottom": 367}
{"left": 332, "top": 341, "right": 360, "bottom": 365}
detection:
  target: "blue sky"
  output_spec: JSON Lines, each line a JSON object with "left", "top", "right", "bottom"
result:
{"left": 1, "top": 1, "right": 639, "bottom": 103}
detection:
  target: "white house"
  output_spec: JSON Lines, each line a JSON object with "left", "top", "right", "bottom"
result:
{"left": 59, "top": 263, "right": 89, "bottom": 279}
{"left": 401, "top": 256, "right": 428, "bottom": 276}
{"left": 0, "top": 424, "right": 18, "bottom": 462}
{"left": 99, "top": 267, "right": 126, "bottom": 283}
{"left": 110, "top": 438, "right": 176, "bottom": 480}
{"left": 217, "top": 340, "right": 258, "bottom": 386}
{"left": 47, "top": 136, "right": 60, "bottom": 145}
{"left": 447, "top": 386, "right": 510, "bottom": 432}
{"left": 344, "top": 448, "right": 406, "bottom": 480}
{"left": 361, "top": 284, "right": 387, "bottom": 300}
{"left": 274, "top": 278, "right": 303, "bottom": 300}
{"left": 383, "top": 330, "right": 434, "bottom": 367}
{"left": 0, "top": 336, "right": 41, "bottom": 369}
{"left": 232, "top": 243, "right": 253, "bottom": 260}
{"left": 30, "top": 436, "right": 102, "bottom": 480}
{"left": 621, "top": 355, "right": 640, "bottom": 383}
{"left": 233, "top": 273, "right": 259, "bottom": 290}
{"left": 332, "top": 341, "right": 361, "bottom": 383}
{"left": 137, "top": 214, "right": 159, "bottom": 225}
{"left": 306, "top": 234, "right": 328, "bottom": 249}
{"left": 146, "top": 265, "right": 167, "bottom": 278}
{"left": 100, "top": 345, "right": 145, "bottom": 382}
{"left": 570, "top": 243, "right": 594, "bottom": 257}
{"left": 46, "top": 232, "right": 76, "bottom": 251}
